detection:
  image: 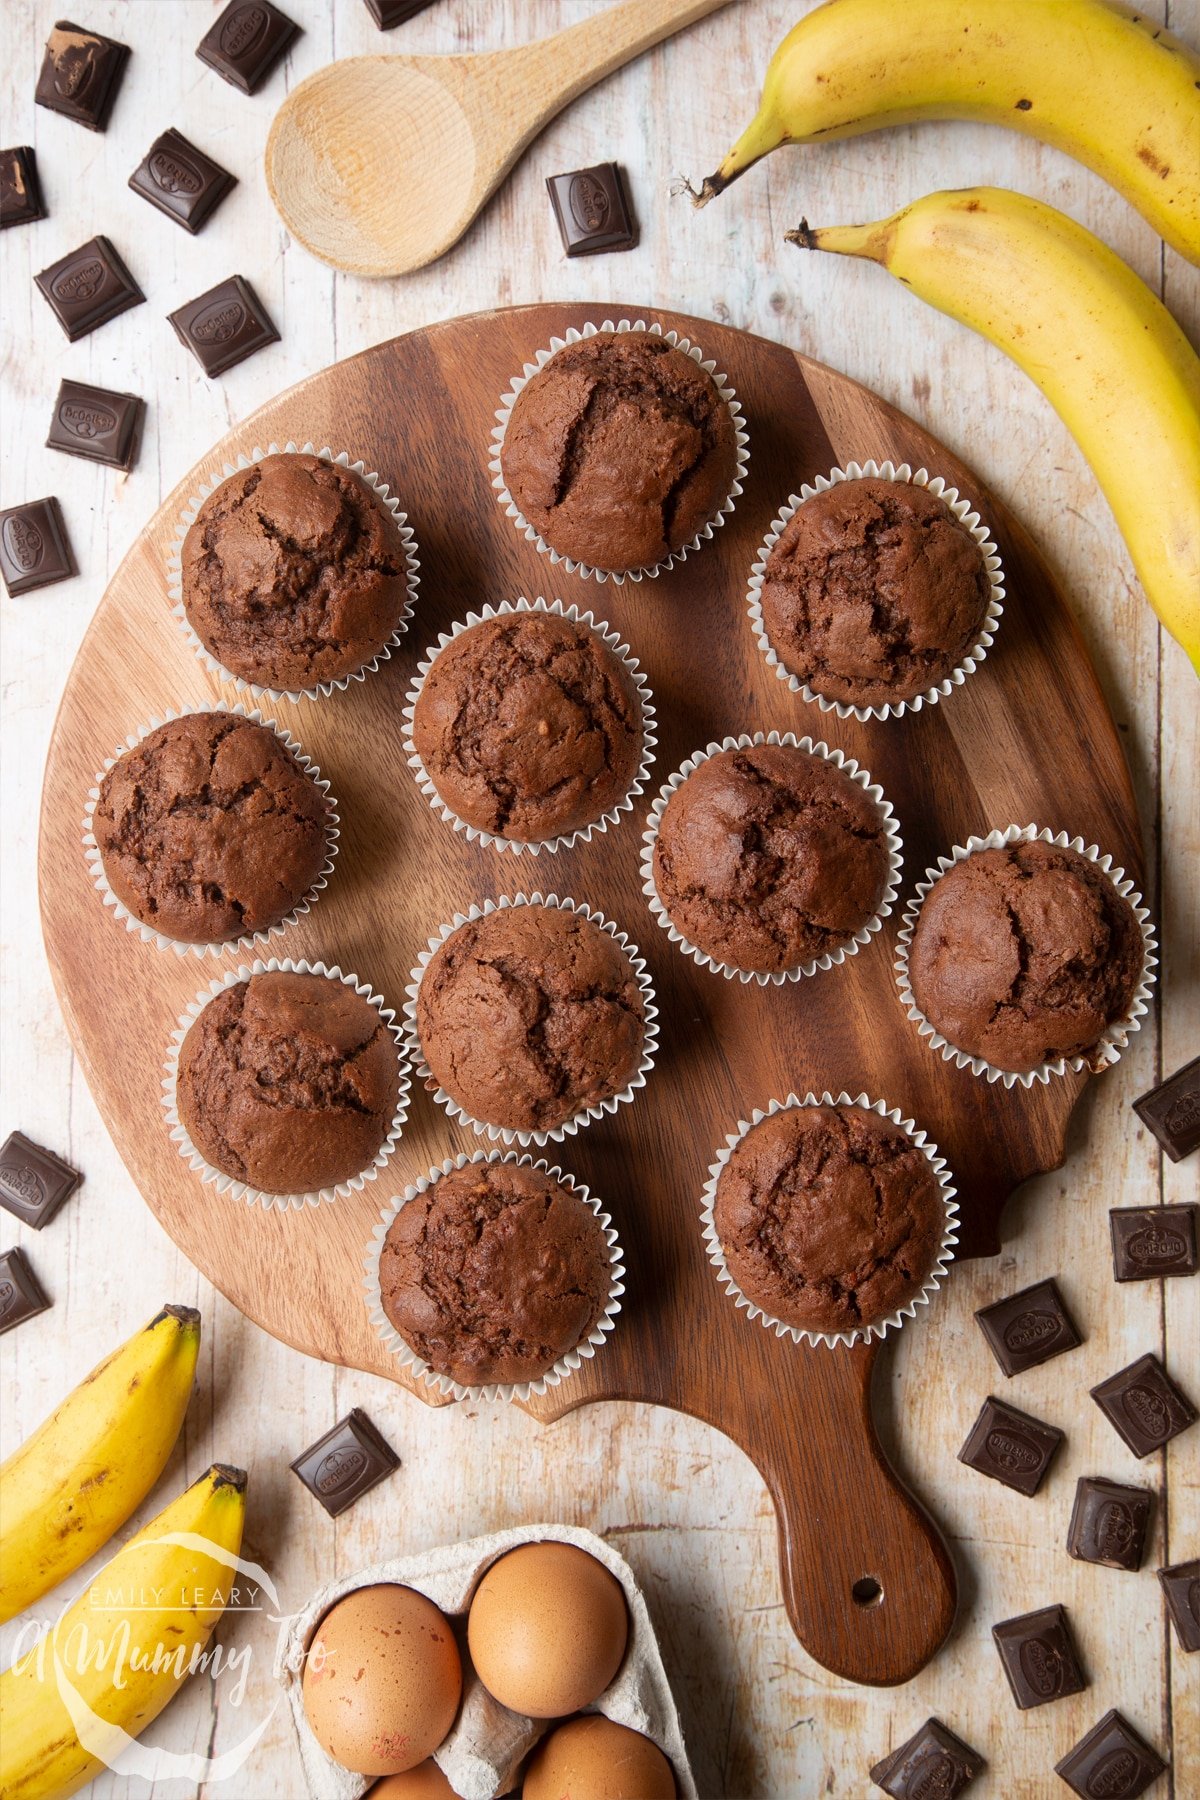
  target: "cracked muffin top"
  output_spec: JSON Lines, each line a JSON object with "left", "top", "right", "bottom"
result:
{"left": 378, "top": 1159, "right": 612, "bottom": 1386}
{"left": 94, "top": 712, "right": 329, "bottom": 945}
{"left": 415, "top": 904, "right": 645, "bottom": 1135}
{"left": 411, "top": 609, "right": 643, "bottom": 844}
{"left": 652, "top": 742, "right": 891, "bottom": 974}
{"left": 712, "top": 1103, "right": 945, "bottom": 1336}
{"left": 177, "top": 970, "right": 400, "bottom": 1194}
{"left": 180, "top": 453, "right": 409, "bottom": 691}
{"left": 758, "top": 476, "right": 992, "bottom": 708}
{"left": 498, "top": 332, "right": 739, "bottom": 574}
{"left": 908, "top": 839, "right": 1144, "bottom": 1075}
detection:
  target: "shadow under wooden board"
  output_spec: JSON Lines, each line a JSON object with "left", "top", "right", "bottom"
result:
{"left": 39, "top": 303, "right": 1143, "bottom": 1690}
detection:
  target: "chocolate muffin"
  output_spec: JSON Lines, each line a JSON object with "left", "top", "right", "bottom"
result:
{"left": 94, "top": 712, "right": 329, "bottom": 944}
{"left": 652, "top": 742, "right": 891, "bottom": 975}
{"left": 180, "top": 453, "right": 409, "bottom": 691}
{"left": 411, "top": 610, "right": 643, "bottom": 843}
{"left": 378, "top": 1159, "right": 612, "bottom": 1386}
{"left": 499, "top": 331, "right": 739, "bottom": 573}
{"left": 908, "top": 839, "right": 1144, "bottom": 1075}
{"left": 758, "top": 476, "right": 993, "bottom": 708}
{"left": 415, "top": 904, "right": 646, "bottom": 1135}
{"left": 177, "top": 970, "right": 400, "bottom": 1193}
{"left": 713, "top": 1103, "right": 946, "bottom": 1336}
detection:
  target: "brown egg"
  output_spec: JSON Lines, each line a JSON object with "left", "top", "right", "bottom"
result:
{"left": 371, "top": 1761, "right": 459, "bottom": 1798}
{"left": 522, "top": 1716, "right": 677, "bottom": 1800}
{"left": 467, "top": 1542, "right": 628, "bottom": 1719}
{"left": 302, "top": 1583, "right": 462, "bottom": 1776}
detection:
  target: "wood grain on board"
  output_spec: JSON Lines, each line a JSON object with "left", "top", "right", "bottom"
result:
{"left": 38, "top": 303, "right": 1143, "bottom": 1689}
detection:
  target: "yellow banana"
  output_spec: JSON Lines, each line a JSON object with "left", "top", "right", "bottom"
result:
{"left": 0, "top": 1463, "right": 247, "bottom": 1800}
{"left": 0, "top": 1304, "right": 201, "bottom": 1624}
{"left": 787, "top": 187, "right": 1200, "bottom": 674}
{"left": 696, "top": 0, "right": 1200, "bottom": 266}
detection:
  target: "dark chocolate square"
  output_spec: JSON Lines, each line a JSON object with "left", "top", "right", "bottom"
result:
{"left": 1, "top": 147, "right": 46, "bottom": 229}
{"left": 1134, "top": 1055, "right": 1200, "bottom": 1162}
{"left": 1110, "top": 1205, "right": 1198, "bottom": 1281}
{"left": 975, "top": 1277, "right": 1082, "bottom": 1375}
{"left": 957, "top": 1396, "right": 1064, "bottom": 1496}
{"left": 197, "top": 1, "right": 300, "bottom": 94}
{"left": 1090, "top": 1352, "right": 1197, "bottom": 1458}
{"left": 991, "top": 1603, "right": 1086, "bottom": 1709}
{"left": 48, "top": 380, "right": 143, "bottom": 470}
{"left": 547, "top": 162, "right": 637, "bottom": 257}
{"left": 0, "top": 1248, "right": 51, "bottom": 1334}
{"left": 1055, "top": 1709, "right": 1166, "bottom": 1798}
{"left": 1067, "top": 1476, "right": 1152, "bottom": 1571}
{"left": 291, "top": 1409, "right": 399, "bottom": 1516}
{"left": 0, "top": 499, "right": 76, "bottom": 597}
{"left": 363, "top": 0, "right": 438, "bottom": 24}
{"left": 169, "top": 276, "right": 279, "bottom": 378}
{"left": 35, "top": 236, "right": 144, "bottom": 341}
{"left": 870, "top": 1718, "right": 984, "bottom": 1797}
{"left": 35, "top": 20, "right": 129, "bottom": 131}
{"left": 0, "top": 1131, "right": 82, "bottom": 1225}
{"left": 129, "top": 130, "right": 236, "bottom": 235}
{"left": 1158, "top": 1559, "right": 1200, "bottom": 1652}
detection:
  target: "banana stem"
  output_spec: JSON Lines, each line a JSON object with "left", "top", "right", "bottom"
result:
{"left": 689, "top": 105, "right": 786, "bottom": 207}
{"left": 785, "top": 217, "right": 896, "bottom": 262}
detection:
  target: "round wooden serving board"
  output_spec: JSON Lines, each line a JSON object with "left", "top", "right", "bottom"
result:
{"left": 39, "top": 304, "right": 1142, "bottom": 1690}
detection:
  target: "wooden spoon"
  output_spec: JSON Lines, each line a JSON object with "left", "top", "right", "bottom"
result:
{"left": 265, "top": 0, "right": 733, "bottom": 277}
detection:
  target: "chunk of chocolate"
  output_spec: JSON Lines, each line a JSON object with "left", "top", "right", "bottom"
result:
{"left": 0, "top": 1131, "right": 82, "bottom": 1226}
{"left": 870, "top": 1718, "right": 984, "bottom": 1797}
{"left": 1134, "top": 1055, "right": 1200, "bottom": 1162}
{"left": 957, "top": 1396, "right": 1064, "bottom": 1496}
{"left": 168, "top": 275, "right": 279, "bottom": 377}
{"left": 197, "top": 1, "right": 300, "bottom": 94}
{"left": 1090, "top": 1352, "right": 1197, "bottom": 1458}
{"left": 129, "top": 130, "right": 236, "bottom": 234}
{"left": 1, "top": 147, "right": 46, "bottom": 229}
{"left": 546, "top": 162, "right": 637, "bottom": 257}
{"left": 1110, "top": 1204, "right": 1198, "bottom": 1281}
{"left": 35, "top": 236, "right": 144, "bottom": 341}
{"left": 975, "top": 1277, "right": 1082, "bottom": 1376}
{"left": 290, "top": 1409, "right": 399, "bottom": 1517}
{"left": 1158, "top": 1559, "right": 1200, "bottom": 1653}
{"left": 0, "top": 1248, "right": 51, "bottom": 1334}
{"left": 47, "top": 380, "right": 143, "bottom": 470}
{"left": 363, "top": 0, "right": 437, "bottom": 24}
{"left": 991, "top": 1603, "right": 1086, "bottom": 1710}
{"left": 0, "top": 499, "right": 76, "bottom": 596}
{"left": 1067, "top": 1476, "right": 1152, "bottom": 1571}
{"left": 35, "top": 20, "right": 129, "bottom": 130}
{"left": 1055, "top": 1709, "right": 1166, "bottom": 1799}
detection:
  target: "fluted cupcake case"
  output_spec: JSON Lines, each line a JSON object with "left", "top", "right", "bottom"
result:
{"left": 162, "top": 957, "right": 410, "bottom": 1210}
{"left": 363, "top": 1148, "right": 625, "bottom": 1403}
{"left": 83, "top": 703, "right": 339, "bottom": 957}
{"left": 895, "top": 824, "right": 1158, "bottom": 1090}
{"left": 701, "top": 1092, "right": 959, "bottom": 1351}
{"left": 166, "top": 441, "right": 420, "bottom": 705}
{"left": 403, "top": 595, "right": 658, "bottom": 855}
{"left": 746, "top": 459, "right": 1005, "bottom": 721}
{"left": 641, "top": 730, "right": 903, "bottom": 985}
{"left": 490, "top": 318, "right": 749, "bottom": 584}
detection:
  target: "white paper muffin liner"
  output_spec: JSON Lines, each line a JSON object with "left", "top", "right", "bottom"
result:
{"left": 701, "top": 1092, "right": 959, "bottom": 1350}
{"left": 895, "top": 823, "right": 1158, "bottom": 1090}
{"left": 747, "top": 459, "right": 1005, "bottom": 721}
{"left": 640, "top": 731, "right": 903, "bottom": 986}
{"left": 402, "top": 595, "right": 657, "bottom": 856}
{"left": 363, "top": 1148, "right": 625, "bottom": 1403}
{"left": 404, "top": 892, "right": 660, "bottom": 1148}
{"left": 162, "top": 957, "right": 410, "bottom": 1210}
{"left": 490, "top": 317, "right": 749, "bottom": 584}
{"left": 82, "top": 704, "right": 339, "bottom": 959}
{"left": 166, "top": 441, "right": 420, "bottom": 704}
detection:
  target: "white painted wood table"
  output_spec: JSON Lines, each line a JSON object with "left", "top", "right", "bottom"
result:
{"left": 1, "top": 2, "right": 1197, "bottom": 1795}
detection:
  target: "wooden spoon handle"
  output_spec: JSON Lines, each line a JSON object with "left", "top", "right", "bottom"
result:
{"left": 499, "top": 0, "right": 737, "bottom": 122}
